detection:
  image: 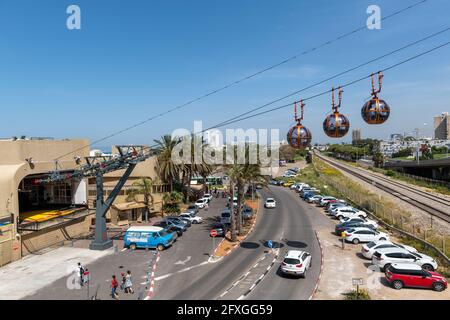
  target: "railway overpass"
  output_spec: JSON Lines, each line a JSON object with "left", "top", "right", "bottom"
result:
{"left": 384, "top": 158, "right": 450, "bottom": 182}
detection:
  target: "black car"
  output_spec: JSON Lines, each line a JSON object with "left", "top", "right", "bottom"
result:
{"left": 335, "top": 222, "right": 375, "bottom": 235}
{"left": 166, "top": 216, "right": 192, "bottom": 227}
{"left": 210, "top": 223, "right": 227, "bottom": 237}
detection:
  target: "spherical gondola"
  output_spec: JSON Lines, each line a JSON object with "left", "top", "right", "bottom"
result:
{"left": 361, "top": 72, "right": 390, "bottom": 125}
{"left": 322, "top": 87, "right": 350, "bottom": 138}
{"left": 287, "top": 100, "right": 312, "bottom": 149}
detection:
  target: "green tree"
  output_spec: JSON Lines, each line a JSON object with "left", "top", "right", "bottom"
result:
{"left": 162, "top": 191, "right": 183, "bottom": 215}
{"left": 154, "top": 135, "right": 182, "bottom": 192}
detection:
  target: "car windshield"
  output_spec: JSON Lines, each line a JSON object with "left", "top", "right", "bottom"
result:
{"left": 366, "top": 242, "right": 377, "bottom": 248}
{"left": 188, "top": 206, "right": 196, "bottom": 209}
{"left": 159, "top": 230, "right": 169, "bottom": 237}
{"left": 284, "top": 258, "right": 300, "bottom": 265}
{"left": 266, "top": 199, "right": 275, "bottom": 202}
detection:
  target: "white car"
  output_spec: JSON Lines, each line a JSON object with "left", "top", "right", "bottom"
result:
{"left": 195, "top": 198, "right": 208, "bottom": 209}
{"left": 297, "top": 184, "right": 310, "bottom": 192}
{"left": 372, "top": 248, "right": 438, "bottom": 271}
{"left": 361, "top": 240, "right": 417, "bottom": 259}
{"left": 319, "top": 197, "right": 336, "bottom": 207}
{"left": 179, "top": 213, "right": 203, "bottom": 224}
{"left": 339, "top": 217, "right": 378, "bottom": 229}
{"left": 264, "top": 198, "right": 277, "bottom": 208}
{"left": 280, "top": 250, "right": 312, "bottom": 278}
{"left": 344, "top": 227, "right": 389, "bottom": 244}
{"left": 333, "top": 207, "right": 367, "bottom": 220}
{"left": 202, "top": 193, "right": 213, "bottom": 202}
{"left": 307, "top": 195, "right": 323, "bottom": 203}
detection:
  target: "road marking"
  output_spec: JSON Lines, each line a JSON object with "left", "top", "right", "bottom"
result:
{"left": 174, "top": 256, "right": 191, "bottom": 265}
{"left": 154, "top": 261, "right": 209, "bottom": 281}
{"left": 121, "top": 248, "right": 127, "bottom": 252}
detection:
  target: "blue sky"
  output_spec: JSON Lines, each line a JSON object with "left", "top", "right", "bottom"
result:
{"left": 0, "top": 0, "right": 450, "bottom": 149}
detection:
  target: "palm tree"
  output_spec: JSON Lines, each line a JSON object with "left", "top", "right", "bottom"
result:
{"left": 154, "top": 135, "right": 182, "bottom": 192}
{"left": 162, "top": 191, "right": 183, "bottom": 216}
{"left": 126, "top": 178, "right": 154, "bottom": 222}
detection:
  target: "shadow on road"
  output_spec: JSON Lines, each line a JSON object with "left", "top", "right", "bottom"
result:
{"left": 285, "top": 241, "right": 308, "bottom": 249}
{"left": 240, "top": 242, "right": 260, "bottom": 249}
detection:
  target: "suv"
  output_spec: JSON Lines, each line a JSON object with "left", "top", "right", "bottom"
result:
{"left": 361, "top": 240, "right": 417, "bottom": 259}
{"left": 280, "top": 250, "right": 312, "bottom": 278}
{"left": 333, "top": 207, "right": 367, "bottom": 220}
{"left": 385, "top": 263, "right": 447, "bottom": 291}
{"left": 372, "top": 248, "right": 438, "bottom": 271}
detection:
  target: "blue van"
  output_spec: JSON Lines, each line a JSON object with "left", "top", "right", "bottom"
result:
{"left": 124, "top": 226, "right": 175, "bottom": 251}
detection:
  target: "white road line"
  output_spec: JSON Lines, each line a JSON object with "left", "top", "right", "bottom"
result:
{"left": 154, "top": 261, "right": 209, "bottom": 281}
{"left": 121, "top": 248, "right": 128, "bottom": 252}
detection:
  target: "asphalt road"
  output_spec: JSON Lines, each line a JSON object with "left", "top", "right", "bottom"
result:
{"left": 155, "top": 185, "right": 333, "bottom": 300}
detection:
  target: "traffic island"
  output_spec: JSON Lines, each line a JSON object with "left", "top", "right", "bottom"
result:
{"left": 212, "top": 198, "right": 260, "bottom": 259}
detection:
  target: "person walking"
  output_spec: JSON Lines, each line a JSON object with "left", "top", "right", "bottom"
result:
{"left": 125, "top": 270, "right": 134, "bottom": 294}
{"left": 111, "top": 275, "right": 119, "bottom": 299}
{"left": 120, "top": 272, "right": 126, "bottom": 291}
{"left": 82, "top": 268, "right": 90, "bottom": 286}
{"left": 77, "top": 262, "right": 85, "bottom": 287}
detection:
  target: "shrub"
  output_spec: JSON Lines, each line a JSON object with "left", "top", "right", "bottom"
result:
{"left": 385, "top": 170, "right": 396, "bottom": 177}
{"left": 343, "top": 289, "right": 371, "bottom": 300}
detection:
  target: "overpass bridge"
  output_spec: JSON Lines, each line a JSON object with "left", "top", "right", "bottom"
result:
{"left": 384, "top": 157, "right": 450, "bottom": 182}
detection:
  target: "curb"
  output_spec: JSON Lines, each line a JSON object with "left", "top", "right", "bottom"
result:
{"left": 144, "top": 252, "right": 160, "bottom": 300}
{"left": 308, "top": 230, "right": 324, "bottom": 300}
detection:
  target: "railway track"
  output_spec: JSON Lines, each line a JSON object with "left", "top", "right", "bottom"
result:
{"left": 315, "top": 153, "right": 450, "bottom": 224}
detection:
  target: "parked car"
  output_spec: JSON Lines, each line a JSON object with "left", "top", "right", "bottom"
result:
{"left": 220, "top": 209, "right": 232, "bottom": 225}
{"left": 195, "top": 198, "right": 208, "bottom": 209}
{"left": 264, "top": 198, "right": 277, "bottom": 208}
{"left": 373, "top": 248, "right": 438, "bottom": 271}
{"left": 307, "top": 195, "right": 323, "bottom": 203}
{"left": 210, "top": 223, "right": 227, "bottom": 237}
{"left": 344, "top": 227, "right": 389, "bottom": 244}
{"left": 280, "top": 250, "right": 312, "bottom": 278}
{"left": 333, "top": 207, "right": 367, "bottom": 220}
{"left": 335, "top": 221, "right": 376, "bottom": 235}
{"left": 124, "top": 226, "right": 176, "bottom": 251}
{"left": 326, "top": 202, "right": 348, "bottom": 213}
{"left": 319, "top": 197, "right": 337, "bottom": 207}
{"left": 179, "top": 213, "right": 203, "bottom": 224}
{"left": 202, "top": 193, "right": 213, "bottom": 202}
{"left": 186, "top": 205, "right": 199, "bottom": 215}
{"left": 385, "top": 263, "right": 447, "bottom": 291}
{"left": 339, "top": 217, "right": 378, "bottom": 229}
{"left": 242, "top": 207, "right": 253, "bottom": 220}
{"left": 166, "top": 216, "right": 191, "bottom": 228}
{"left": 361, "top": 240, "right": 418, "bottom": 259}
{"left": 154, "top": 220, "right": 187, "bottom": 236}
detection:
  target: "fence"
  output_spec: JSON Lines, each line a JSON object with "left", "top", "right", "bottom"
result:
{"left": 322, "top": 176, "right": 450, "bottom": 265}
{"left": 390, "top": 171, "right": 450, "bottom": 188}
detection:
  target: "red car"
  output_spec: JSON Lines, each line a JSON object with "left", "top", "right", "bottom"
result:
{"left": 385, "top": 263, "right": 447, "bottom": 292}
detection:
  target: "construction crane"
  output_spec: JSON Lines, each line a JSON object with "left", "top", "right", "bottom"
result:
{"left": 38, "top": 145, "right": 152, "bottom": 250}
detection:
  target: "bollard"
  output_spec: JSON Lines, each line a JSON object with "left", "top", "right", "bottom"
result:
{"left": 114, "top": 245, "right": 118, "bottom": 253}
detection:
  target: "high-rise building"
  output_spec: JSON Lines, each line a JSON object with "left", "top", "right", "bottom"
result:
{"left": 434, "top": 112, "right": 450, "bottom": 140}
{"left": 352, "top": 129, "right": 361, "bottom": 142}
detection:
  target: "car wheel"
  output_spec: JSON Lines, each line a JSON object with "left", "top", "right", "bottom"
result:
{"left": 157, "top": 244, "right": 165, "bottom": 251}
{"left": 392, "top": 280, "right": 403, "bottom": 290}
{"left": 337, "top": 215, "right": 343, "bottom": 220}
{"left": 379, "top": 237, "right": 387, "bottom": 241}
{"left": 301, "top": 270, "right": 307, "bottom": 279}
{"left": 432, "top": 282, "right": 445, "bottom": 292}
{"left": 358, "top": 215, "right": 365, "bottom": 219}
{"left": 129, "top": 244, "right": 136, "bottom": 250}
{"left": 383, "top": 263, "right": 391, "bottom": 272}
{"left": 193, "top": 221, "right": 198, "bottom": 224}
{"left": 422, "top": 264, "right": 434, "bottom": 271}
{"left": 352, "top": 238, "right": 359, "bottom": 244}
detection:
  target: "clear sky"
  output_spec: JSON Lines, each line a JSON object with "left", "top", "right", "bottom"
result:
{"left": 1, "top": 0, "right": 450, "bottom": 149}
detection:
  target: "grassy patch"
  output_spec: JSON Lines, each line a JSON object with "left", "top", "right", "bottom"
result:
{"left": 342, "top": 289, "right": 371, "bottom": 300}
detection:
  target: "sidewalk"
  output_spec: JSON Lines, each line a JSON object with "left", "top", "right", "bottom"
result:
{"left": 313, "top": 221, "right": 450, "bottom": 300}
{"left": 0, "top": 244, "right": 114, "bottom": 300}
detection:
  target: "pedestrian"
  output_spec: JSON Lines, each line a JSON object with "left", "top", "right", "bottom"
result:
{"left": 120, "top": 272, "right": 126, "bottom": 291}
{"left": 82, "top": 268, "right": 90, "bottom": 285}
{"left": 125, "top": 270, "right": 134, "bottom": 294}
{"left": 111, "top": 275, "right": 119, "bottom": 299}
{"left": 77, "top": 262, "right": 85, "bottom": 286}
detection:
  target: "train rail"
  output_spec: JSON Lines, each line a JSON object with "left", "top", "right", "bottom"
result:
{"left": 315, "top": 153, "right": 450, "bottom": 224}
